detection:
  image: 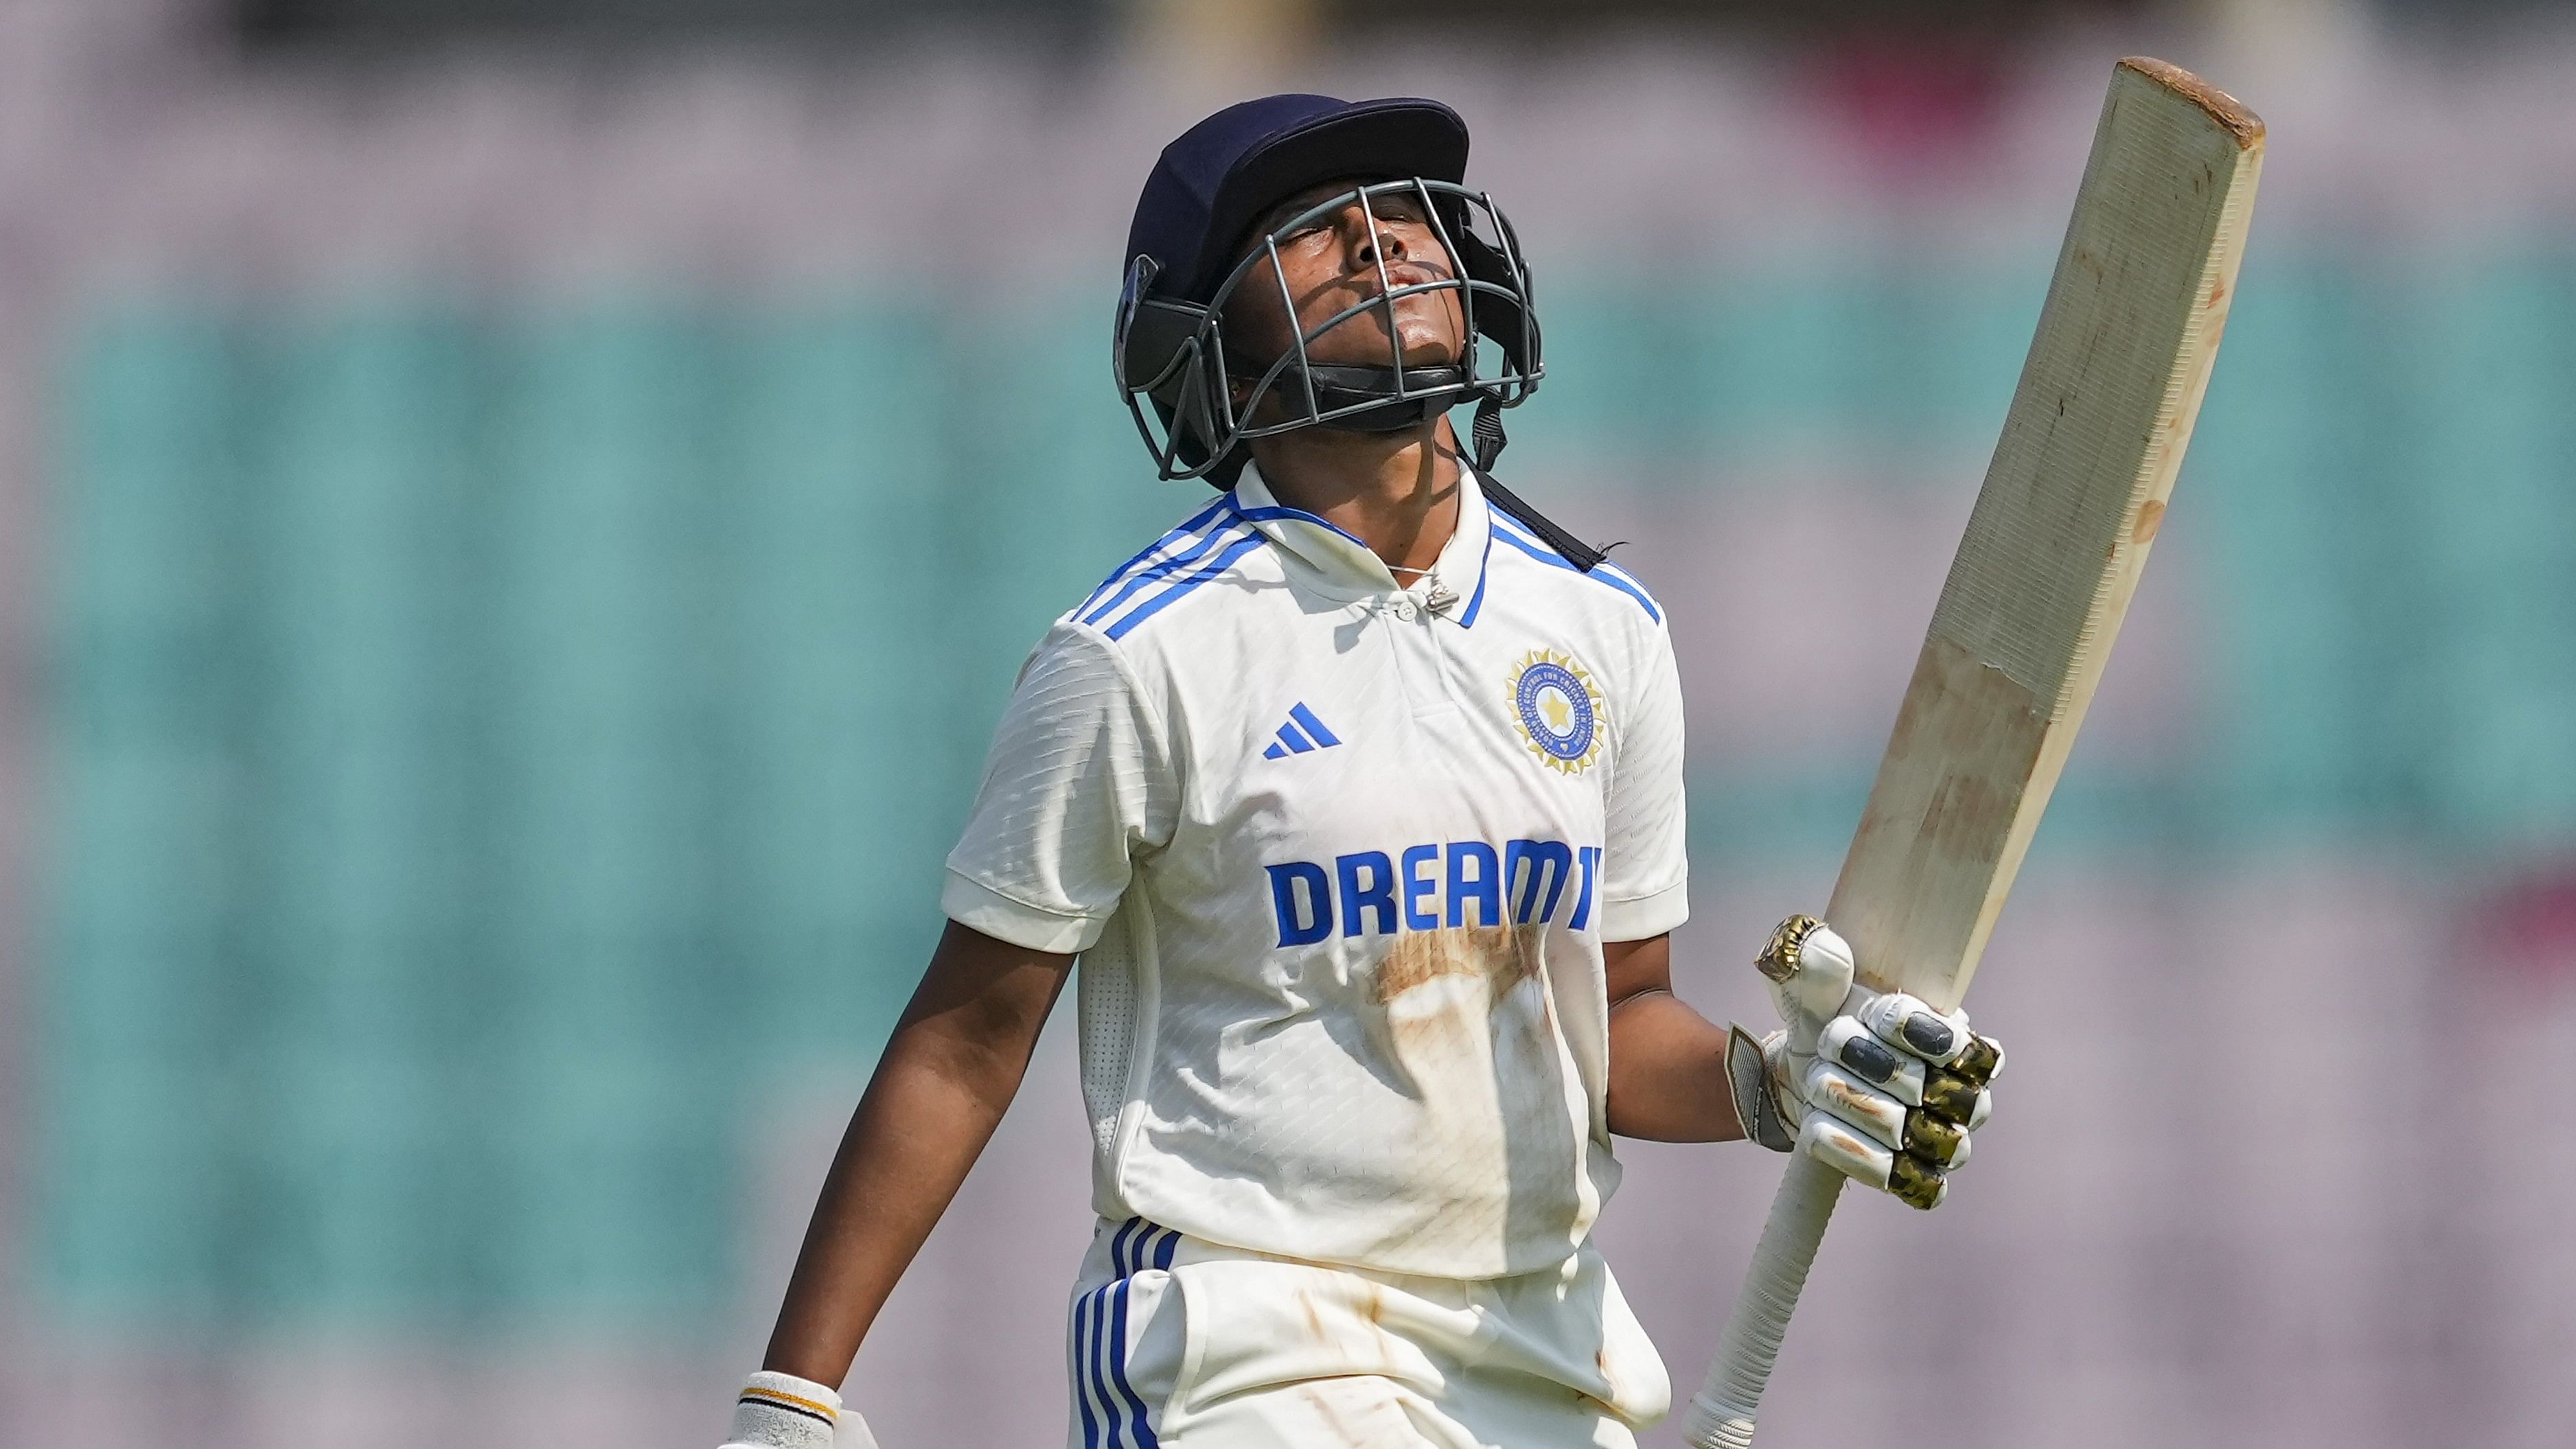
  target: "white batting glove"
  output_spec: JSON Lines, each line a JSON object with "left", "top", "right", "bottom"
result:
{"left": 723, "top": 1371, "right": 879, "bottom": 1449}
{"left": 1725, "top": 914, "right": 2004, "bottom": 1209}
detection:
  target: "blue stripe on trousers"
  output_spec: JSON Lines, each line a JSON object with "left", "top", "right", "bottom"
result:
{"left": 1075, "top": 1218, "right": 1173, "bottom": 1449}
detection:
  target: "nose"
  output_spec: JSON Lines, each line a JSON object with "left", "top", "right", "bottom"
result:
{"left": 1337, "top": 200, "right": 1404, "bottom": 271}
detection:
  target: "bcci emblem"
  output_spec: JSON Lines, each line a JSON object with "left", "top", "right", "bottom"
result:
{"left": 1508, "top": 650, "right": 1605, "bottom": 774}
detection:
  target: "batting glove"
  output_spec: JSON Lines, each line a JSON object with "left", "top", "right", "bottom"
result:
{"left": 1725, "top": 914, "right": 2004, "bottom": 1209}
{"left": 723, "top": 1370, "right": 879, "bottom": 1449}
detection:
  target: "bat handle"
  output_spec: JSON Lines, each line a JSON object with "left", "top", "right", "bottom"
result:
{"left": 1683, "top": 1152, "right": 1847, "bottom": 1448}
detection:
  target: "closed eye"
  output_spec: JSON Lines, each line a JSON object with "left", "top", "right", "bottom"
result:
{"left": 1368, "top": 196, "right": 1434, "bottom": 227}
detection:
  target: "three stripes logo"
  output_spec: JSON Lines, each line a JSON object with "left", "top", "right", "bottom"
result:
{"left": 1072, "top": 1218, "right": 1178, "bottom": 1449}
{"left": 1261, "top": 702, "right": 1342, "bottom": 760}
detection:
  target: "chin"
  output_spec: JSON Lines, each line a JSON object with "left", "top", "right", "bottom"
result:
{"left": 1307, "top": 339, "right": 1459, "bottom": 373}
{"left": 1304, "top": 310, "right": 1460, "bottom": 371}
{"left": 1380, "top": 319, "right": 1460, "bottom": 368}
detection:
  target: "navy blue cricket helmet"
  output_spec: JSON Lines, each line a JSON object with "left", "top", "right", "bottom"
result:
{"left": 1113, "top": 94, "right": 1546, "bottom": 492}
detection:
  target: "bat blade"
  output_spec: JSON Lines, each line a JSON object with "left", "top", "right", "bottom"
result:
{"left": 1831, "top": 56, "right": 2264, "bottom": 1013}
{"left": 1684, "top": 57, "right": 2264, "bottom": 1449}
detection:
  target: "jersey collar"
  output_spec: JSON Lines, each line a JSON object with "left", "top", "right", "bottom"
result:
{"left": 1230, "top": 461, "right": 1495, "bottom": 626}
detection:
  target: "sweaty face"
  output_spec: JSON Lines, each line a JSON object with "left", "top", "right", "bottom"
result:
{"left": 1221, "top": 180, "right": 1470, "bottom": 388}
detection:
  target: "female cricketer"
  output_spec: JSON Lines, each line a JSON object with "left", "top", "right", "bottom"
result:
{"left": 716, "top": 93, "right": 2004, "bottom": 1449}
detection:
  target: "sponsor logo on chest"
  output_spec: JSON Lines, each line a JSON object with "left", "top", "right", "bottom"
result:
{"left": 1263, "top": 839, "right": 1604, "bottom": 948}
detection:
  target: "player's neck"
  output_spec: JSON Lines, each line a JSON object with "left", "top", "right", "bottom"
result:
{"left": 1248, "top": 417, "right": 1462, "bottom": 580}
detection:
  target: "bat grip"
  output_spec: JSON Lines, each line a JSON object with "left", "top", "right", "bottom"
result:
{"left": 1683, "top": 1152, "right": 1847, "bottom": 1448}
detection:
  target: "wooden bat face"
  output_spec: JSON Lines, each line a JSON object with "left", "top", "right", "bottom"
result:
{"left": 1827, "top": 58, "right": 2264, "bottom": 1012}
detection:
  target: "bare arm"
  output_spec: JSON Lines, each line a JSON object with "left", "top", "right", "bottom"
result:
{"left": 761, "top": 920, "right": 1076, "bottom": 1386}
{"left": 1603, "top": 932, "right": 1745, "bottom": 1143}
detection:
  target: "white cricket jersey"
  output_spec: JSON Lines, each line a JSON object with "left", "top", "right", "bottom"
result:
{"left": 942, "top": 463, "right": 1689, "bottom": 1280}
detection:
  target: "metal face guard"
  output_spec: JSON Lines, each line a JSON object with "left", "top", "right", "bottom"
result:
{"left": 1114, "top": 178, "right": 1542, "bottom": 483}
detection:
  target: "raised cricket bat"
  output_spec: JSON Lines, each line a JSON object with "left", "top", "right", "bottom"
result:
{"left": 1682, "top": 58, "right": 2264, "bottom": 1448}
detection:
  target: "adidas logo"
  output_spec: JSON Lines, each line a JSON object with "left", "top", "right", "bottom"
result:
{"left": 1261, "top": 703, "right": 1344, "bottom": 760}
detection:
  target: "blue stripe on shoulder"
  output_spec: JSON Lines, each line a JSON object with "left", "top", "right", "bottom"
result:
{"left": 1081, "top": 515, "right": 1246, "bottom": 627}
{"left": 1101, "top": 530, "right": 1269, "bottom": 640}
{"left": 1484, "top": 518, "right": 1563, "bottom": 572}
{"left": 1079, "top": 505, "right": 1227, "bottom": 616}
{"left": 1488, "top": 514, "right": 1662, "bottom": 622}
{"left": 1589, "top": 559, "right": 1664, "bottom": 623}
{"left": 1078, "top": 499, "right": 1234, "bottom": 618}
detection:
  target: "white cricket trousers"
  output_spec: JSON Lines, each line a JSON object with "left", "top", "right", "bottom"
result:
{"left": 1065, "top": 1218, "right": 1670, "bottom": 1449}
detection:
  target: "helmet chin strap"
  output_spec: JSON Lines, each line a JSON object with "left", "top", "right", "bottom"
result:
{"left": 1252, "top": 362, "right": 1609, "bottom": 574}
{"left": 1466, "top": 393, "right": 1606, "bottom": 572}
{"left": 1298, "top": 364, "right": 1466, "bottom": 432}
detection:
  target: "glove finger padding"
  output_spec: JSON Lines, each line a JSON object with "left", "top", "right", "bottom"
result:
{"left": 1854, "top": 991, "right": 1975, "bottom": 1065}
{"left": 1817, "top": 1017, "right": 1927, "bottom": 1104}
{"left": 1902, "top": 1106, "right": 1971, "bottom": 1167}
{"left": 1813, "top": 1010, "right": 1997, "bottom": 1148}
{"left": 1802, "top": 1060, "right": 1908, "bottom": 1150}
{"left": 1952, "top": 1030, "right": 2006, "bottom": 1085}
{"left": 1799, "top": 1017, "right": 1988, "bottom": 1207}
{"left": 1753, "top": 916, "right": 2004, "bottom": 1212}
{"left": 1797, "top": 1114, "right": 1948, "bottom": 1210}
{"left": 1921, "top": 1065, "right": 1994, "bottom": 1131}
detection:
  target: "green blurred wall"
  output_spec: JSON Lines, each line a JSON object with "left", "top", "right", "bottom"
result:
{"left": 35, "top": 251, "right": 2576, "bottom": 1330}
{"left": 40, "top": 298, "right": 1178, "bottom": 1330}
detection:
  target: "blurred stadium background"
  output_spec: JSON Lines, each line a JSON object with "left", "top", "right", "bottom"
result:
{"left": 8, "top": 0, "right": 2576, "bottom": 1444}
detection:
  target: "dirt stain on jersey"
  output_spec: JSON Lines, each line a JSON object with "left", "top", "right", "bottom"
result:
{"left": 1375, "top": 923, "right": 1545, "bottom": 1005}
{"left": 1357, "top": 923, "right": 1581, "bottom": 1264}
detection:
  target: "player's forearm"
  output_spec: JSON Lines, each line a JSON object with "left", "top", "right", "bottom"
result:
{"left": 760, "top": 1038, "right": 1014, "bottom": 1383}
{"left": 1605, "top": 989, "right": 1744, "bottom": 1141}
{"left": 761, "top": 922, "right": 1073, "bottom": 1387}
{"left": 1600, "top": 933, "right": 1744, "bottom": 1142}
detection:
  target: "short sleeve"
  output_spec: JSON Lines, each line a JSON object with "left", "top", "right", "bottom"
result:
{"left": 1598, "top": 618, "right": 1689, "bottom": 941}
{"left": 942, "top": 621, "right": 1178, "bottom": 953}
